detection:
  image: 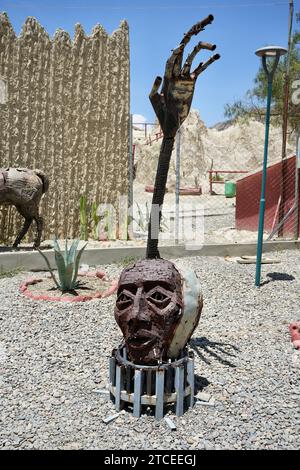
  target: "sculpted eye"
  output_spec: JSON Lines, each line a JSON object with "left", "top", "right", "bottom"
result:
{"left": 147, "top": 290, "right": 171, "bottom": 309}
{"left": 116, "top": 292, "right": 133, "bottom": 310}
{"left": 151, "top": 292, "right": 167, "bottom": 301}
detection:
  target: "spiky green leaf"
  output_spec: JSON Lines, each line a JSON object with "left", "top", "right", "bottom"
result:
{"left": 53, "top": 238, "right": 62, "bottom": 255}
{"left": 64, "top": 263, "right": 75, "bottom": 290}
{"left": 67, "top": 239, "right": 80, "bottom": 265}
{"left": 54, "top": 249, "right": 66, "bottom": 290}
{"left": 71, "top": 243, "right": 88, "bottom": 288}
{"left": 65, "top": 239, "right": 68, "bottom": 263}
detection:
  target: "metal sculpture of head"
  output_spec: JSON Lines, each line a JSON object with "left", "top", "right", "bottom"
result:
{"left": 114, "top": 258, "right": 203, "bottom": 365}
{"left": 114, "top": 15, "right": 218, "bottom": 365}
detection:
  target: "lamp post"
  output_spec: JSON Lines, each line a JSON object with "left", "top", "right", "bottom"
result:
{"left": 255, "top": 46, "right": 287, "bottom": 287}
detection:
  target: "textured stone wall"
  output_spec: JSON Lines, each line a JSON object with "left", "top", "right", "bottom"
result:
{"left": 0, "top": 13, "right": 130, "bottom": 243}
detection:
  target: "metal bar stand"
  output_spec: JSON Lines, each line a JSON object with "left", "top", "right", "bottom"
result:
{"left": 109, "top": 346, "right": 195, "bottom": 420}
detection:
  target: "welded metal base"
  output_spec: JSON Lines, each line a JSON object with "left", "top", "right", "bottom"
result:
{"left": 109, "top": 346, "right": 195, "bottom": 420}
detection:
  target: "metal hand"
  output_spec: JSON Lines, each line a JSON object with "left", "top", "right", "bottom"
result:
{"left": 149, "top": 15, "right": 220, "bottom": 138}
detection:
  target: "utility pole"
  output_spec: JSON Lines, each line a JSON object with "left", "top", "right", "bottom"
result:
{"left": 278, "top": 0, "right": 294, "bottom": 237}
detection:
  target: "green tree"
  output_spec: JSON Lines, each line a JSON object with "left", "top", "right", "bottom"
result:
{"left": 225, "top": 27, "right": 300, "bottom": 134}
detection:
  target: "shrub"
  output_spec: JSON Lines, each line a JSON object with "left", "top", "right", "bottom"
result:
{"left": 37, "top": 239, "right": 87, "bottom": 292}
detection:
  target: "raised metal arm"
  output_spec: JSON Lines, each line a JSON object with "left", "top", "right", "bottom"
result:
{"left": 146, "top": 16, "right": 220, "bottom": 259}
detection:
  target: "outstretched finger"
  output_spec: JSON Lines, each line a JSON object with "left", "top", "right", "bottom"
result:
{"left": 192, "top": 53, "right": 220, "bottom": 78}
{"left": 179, "top": 14, "right": 214, "bottom": 47}
{"left": 149, "top": 76, "right": 164, "bottom": 126}
{"left": 164, "top": 44, "right": 184, "bottom": 79}
{"left": 181, "top": 41, "right": 216, "bottom": 77}
{"left": 149, "top": 76, "right": 162, "bottom": 98}
{"left": 173, "top": 15, "right": 214, "bottom": 77}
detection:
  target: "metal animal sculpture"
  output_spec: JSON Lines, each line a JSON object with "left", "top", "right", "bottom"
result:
{"left": 0, "top": 167, "right": 49, "bottom": 248}
{"left": 147, "top": 14, "right": 220, "bottom": 258}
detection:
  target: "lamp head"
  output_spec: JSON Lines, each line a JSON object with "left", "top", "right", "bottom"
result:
{"left": 255, "top": 46, "right": 287, "bottom": 58}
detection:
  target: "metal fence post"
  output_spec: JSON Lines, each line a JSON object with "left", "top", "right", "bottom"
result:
{"left": 128, "top": 113, "right": 134, "bottom": 239}
{"left": 175, "top": 128, "right": 181, "bottom": 244}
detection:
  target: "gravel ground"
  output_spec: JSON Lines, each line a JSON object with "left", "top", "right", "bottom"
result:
{"left": 0, "top": 249, "right": 299, "bottom": 450}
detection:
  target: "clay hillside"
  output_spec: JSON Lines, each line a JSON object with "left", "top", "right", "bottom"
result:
{"left": 133, "top": 110, "right": 295, "bottom": 194}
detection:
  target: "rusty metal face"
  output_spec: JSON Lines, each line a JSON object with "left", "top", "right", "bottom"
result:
{"left": 114, "top": 258, "right": 183, "bottom": 365}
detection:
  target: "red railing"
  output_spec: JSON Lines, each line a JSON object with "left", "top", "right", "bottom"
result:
{"left": 145, "top": 130, "right": 163, "bottom": 146}
{"left": 132, "top": 121, "right": 163, "bottom": 146}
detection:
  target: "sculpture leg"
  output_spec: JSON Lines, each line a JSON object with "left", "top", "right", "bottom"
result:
{"left": 12, "top": 217, "right": 32, "bottom": 248}
{"left": 33, "top": 216, "right": 43, "bottom": 248}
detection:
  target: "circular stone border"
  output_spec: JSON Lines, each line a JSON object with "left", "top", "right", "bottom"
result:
{"left": 20, "top": 270, "right": 118, "bottom": 302}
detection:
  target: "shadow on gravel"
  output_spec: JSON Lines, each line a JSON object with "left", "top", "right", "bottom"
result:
{"left": 190, "top": 336, "right": 239, "bottom": 368}
{"left": 260, "top": 272, "right": 295, "bottom": 286}
{"left": 0, "top": 245, "right": 52, "bottom": 252}
{"left": 194, "top": 374, "right": 210, "bottom": 393}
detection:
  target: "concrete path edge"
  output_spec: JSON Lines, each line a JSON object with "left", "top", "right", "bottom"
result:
{"left": 0, "top": 240, "right": 299, "bottom": 271}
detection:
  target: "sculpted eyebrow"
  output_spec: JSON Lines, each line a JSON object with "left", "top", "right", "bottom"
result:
{"left": 118, "top": 283, "right": 138, "bottom": 294}
{"left": 144, "top": 281, "right": 175, "bottom": 292}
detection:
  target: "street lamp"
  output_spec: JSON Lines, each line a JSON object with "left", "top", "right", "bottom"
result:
{"left": 255, "top": 46, "right": 287, "bottom": 287}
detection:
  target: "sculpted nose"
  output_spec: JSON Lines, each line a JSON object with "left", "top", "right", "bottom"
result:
{"left": 129, "top": 287, "right": 151, "bottom": 327}
{"left": 132, "top": 287, "right": 144, "bottom": 313}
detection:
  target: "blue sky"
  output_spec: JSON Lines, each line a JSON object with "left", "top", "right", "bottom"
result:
{"left": 1, "top": 0, "right": 299, "bottom": 126}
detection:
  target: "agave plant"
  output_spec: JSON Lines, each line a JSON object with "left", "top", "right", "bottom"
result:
{"left": 37, "top": 239, "right": 87, "bottom": 292}
{"left": 133, "top": 202, "right": 168, "bottom": 233}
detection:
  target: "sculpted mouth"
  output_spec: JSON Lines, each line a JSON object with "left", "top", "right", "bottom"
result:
{"left": 128, "top": 331, "right": 157, "bottom": 349}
